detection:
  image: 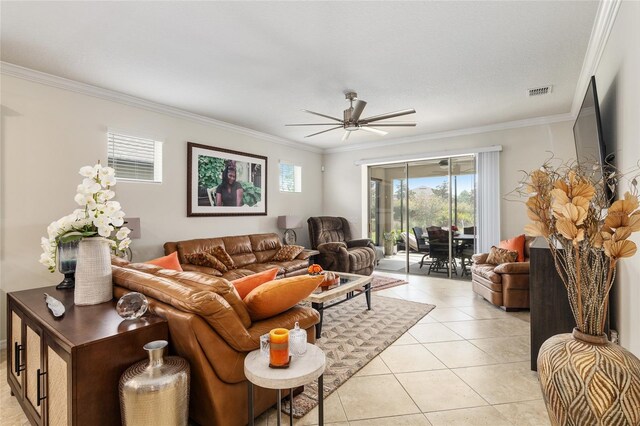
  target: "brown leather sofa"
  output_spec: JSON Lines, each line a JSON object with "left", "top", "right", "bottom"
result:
{"left": 164, "top": 233, "right": 311, "bottom": 280}
{"left": 111, "top": 258, "right": 320, "bottom": 426}
{"left": 307, "top": 216, "right": 376, "bottom": 275}
{"left": 470, "top": 237, "right": 534, "bottom": 310}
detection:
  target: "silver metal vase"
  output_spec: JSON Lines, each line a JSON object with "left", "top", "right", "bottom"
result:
{"left": 119, "top": 340, "right": 190, "bottom": 426}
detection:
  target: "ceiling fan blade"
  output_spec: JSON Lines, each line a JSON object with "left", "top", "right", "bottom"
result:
{"left": 360, "top": 127, "right": 388, "bottom": 136}
{"left": 362, "top": 122, "right": 417, "bottom": 127}
{"left": 361, "top": 108, "right": 416, "bottom": 123}
{"left": 351, "top": 100, "right": 367, "bottom": 121}
{"left": 342, "top": 131, "right": 351, "bottom": 142}
{"left": 302, "top": 109, "right": 343, "bottom": 122}
{"left": 285, "top": 123, "right": 344, "bottom": 126}
{"left": 304, "top": 126, "right": 343, "bottom": 138}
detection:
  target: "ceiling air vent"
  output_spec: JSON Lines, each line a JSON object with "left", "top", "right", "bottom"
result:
{"left": 528, "top": 85, "right": 553, "bottom": 97}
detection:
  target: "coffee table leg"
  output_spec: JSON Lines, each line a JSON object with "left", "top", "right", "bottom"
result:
{"left": 277, "top": 389, "right": 282, "bottom": 426}
{"left": 318, "top": 374, "right": 324, "bottom": 425}
{"left": 365, "top": 283, "right": 372, "bottom": 310}
{"left": 248, "top": 382, "right": 254, "bottom": 426}
{"left": 289, "top": 388, "right": 294, "bottom": 426}
{"left": 312, "top": 302, "right": 324, "bottom": 338}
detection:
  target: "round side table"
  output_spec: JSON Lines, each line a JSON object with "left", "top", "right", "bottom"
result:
{"left": 244, "top": 343, "right": 326, "bottom": 426}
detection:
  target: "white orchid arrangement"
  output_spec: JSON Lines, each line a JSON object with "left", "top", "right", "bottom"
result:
{"left": 40, "top": 163, "right": 131, "bottom": 272}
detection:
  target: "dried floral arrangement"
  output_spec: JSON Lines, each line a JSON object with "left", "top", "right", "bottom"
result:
{"left": 516, "top": 159, "right": 640, "bottom": 335}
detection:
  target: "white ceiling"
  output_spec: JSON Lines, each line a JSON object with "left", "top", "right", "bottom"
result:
{"left": 0, "top": 1, "right": 600, "bottom": 150}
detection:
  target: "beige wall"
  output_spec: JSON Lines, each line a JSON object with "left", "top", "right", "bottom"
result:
{"left": 0, "top": 76, "right": 323, "bottom": 340}
{"left": 594, "top": 0, "right": 640, "bottom": 355}
{"left": 322, "top": 120, "right": 576, "bottom": 241}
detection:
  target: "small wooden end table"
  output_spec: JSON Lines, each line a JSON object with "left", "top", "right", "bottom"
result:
{"left": 244, "top": 343, "right": 326, "bottom": 426}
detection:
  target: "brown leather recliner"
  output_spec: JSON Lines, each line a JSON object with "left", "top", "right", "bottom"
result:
{"left": 470, "top": 237, "right": 535, "bottom": 310}
{"left": 111, "top": 258, "right": 320, "bottom": 426}
{"left": 307, "top": 216, "right": 376, "bottom": 275}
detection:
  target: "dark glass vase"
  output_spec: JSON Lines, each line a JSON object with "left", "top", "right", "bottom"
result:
{"left": 57, "top": 240, "right": 79, "bottom": 289}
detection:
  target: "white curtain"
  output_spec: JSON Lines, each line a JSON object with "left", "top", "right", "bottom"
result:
{"left": 476, "top": 151, "right": 501, "bottom": 252}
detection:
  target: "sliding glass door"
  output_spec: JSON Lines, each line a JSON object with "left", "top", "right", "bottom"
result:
{"left": 369, "top": 155, "right": 476, "bottom": 278}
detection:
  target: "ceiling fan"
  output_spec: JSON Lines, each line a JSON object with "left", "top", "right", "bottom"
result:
{"left": 286, "top": 91, "right": 416, "bottom": 142}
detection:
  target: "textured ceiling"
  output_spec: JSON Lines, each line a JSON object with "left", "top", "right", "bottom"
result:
{"left": 0, "top": 1, "right": 599, "bottom": 150}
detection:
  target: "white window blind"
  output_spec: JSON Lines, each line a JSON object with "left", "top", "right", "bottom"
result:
{"left": 107, "top": 132, "right": 162, "bottom": 183}
{"left": 279, "top": 162, "right": 302, "bottom": 192}
{"left": 476, "top": 150, "right": 500, "bottom": 252}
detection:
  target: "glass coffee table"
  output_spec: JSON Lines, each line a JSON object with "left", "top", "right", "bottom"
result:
{"left": 303, "top": 271, "right": 373, "bottom": 338}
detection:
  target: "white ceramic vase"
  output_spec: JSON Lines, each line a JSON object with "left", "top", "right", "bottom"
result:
{"left": 74, "top": 237, "right": 113, "bottom": 305}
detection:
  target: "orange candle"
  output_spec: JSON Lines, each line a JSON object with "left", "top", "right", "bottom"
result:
{"left": 269, "top": 328, "right": 289, "bottom": 367}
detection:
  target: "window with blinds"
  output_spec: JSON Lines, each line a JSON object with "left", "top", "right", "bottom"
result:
{"left": 107, "top": 132, "right": 163, "bottom": 183}
{"left": 279, "top": 162, "right": 302, "bottom": 192}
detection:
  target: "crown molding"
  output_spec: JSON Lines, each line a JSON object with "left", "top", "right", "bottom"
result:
{"left": 570, "top": 0, "right": 621, "bottom": 115}
{"left": 0, "top": 62, "right": 322, "bottom": 154}
{"left": 325, "top": 112, "right": 573, "bottom": 154}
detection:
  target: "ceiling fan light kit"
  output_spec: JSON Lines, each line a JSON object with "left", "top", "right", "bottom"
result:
{"left": 286, "top": 91, "right": 416, "bottom": 141}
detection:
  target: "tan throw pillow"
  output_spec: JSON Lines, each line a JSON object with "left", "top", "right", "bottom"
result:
{"left": 210, "top": 246, "right": 236, "bottom": 270}
{"left": 271, "top": 245, "right": 305, "bottom": 262}
{"left": 204, "top": 253, "right": 229, "bottom": 273}
{"left": 243, "top": 275, "right": 324, "bottom": 321}
{"left": 486, "top": 246, "right": 518, "bottom": 265}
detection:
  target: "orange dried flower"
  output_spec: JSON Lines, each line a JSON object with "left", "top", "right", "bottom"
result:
{"left": 308, "top": 264, "right": 323, "bottom": 274}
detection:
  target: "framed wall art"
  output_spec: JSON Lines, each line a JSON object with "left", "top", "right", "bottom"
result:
{"left": 187, "top": 142, "right": 267, "bottom": 216}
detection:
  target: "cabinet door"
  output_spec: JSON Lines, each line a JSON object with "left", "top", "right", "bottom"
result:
{"left": 24, "top": 318, "right": 44, "bottom": 421}
{"left": 9, "top": 307, "right": 25, "bottom": 389}
{"left": 44, "top": 335, "right": 70, "bottom": 426}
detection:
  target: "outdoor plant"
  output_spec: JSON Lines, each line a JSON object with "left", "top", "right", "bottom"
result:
{"left": 518, "top": 160, "right": 640, "bottom": 335}
{"left": 40, "top": 163, "right": 131, "bottom": 272}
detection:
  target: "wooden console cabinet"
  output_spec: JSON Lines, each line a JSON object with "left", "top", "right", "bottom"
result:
{"left": 529, "top": 244, "right": 608, "bottom": 371}
{"left": 7, "top": 286, "right": 168, "bottom": 426}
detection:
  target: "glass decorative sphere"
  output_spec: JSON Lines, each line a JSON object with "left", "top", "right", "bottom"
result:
{"left": 116, "top": 292, "right": 149, "bottom": 319}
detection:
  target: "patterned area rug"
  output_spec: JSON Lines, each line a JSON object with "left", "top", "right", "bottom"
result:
{"left": 286, "top": 295, "right": 435, "bottom": 418}
{"left": 371, "top": 274, "right": 409, "bottom": 292}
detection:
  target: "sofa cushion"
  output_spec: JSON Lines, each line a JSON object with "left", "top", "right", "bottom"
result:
{"left": 470, "top": 264, "right": 502, "bottom": 284}
{"left": 176, "top": 238, "right": 225, "bottom": 263}
{"left": 271, "top": 245, "right": 304, "bottom": 262}
{"left": 494, "top": 262, "right": 530, "bottom": 275}
{"left": 244, "top": 275, "right": 324, "bottom": 321}
{"left": 499, "top": 234, "right": 526, "bottom": 262}
{"left": 486, "top": 246, "right": 518, "bottom": 265}
{"left": 232, "top": 267, "right": 279, "bottom": 299}
{"left": 242, "top": 263, "right": 285, "bottom": 275}
{"left": 181, "top": 263, "right": 223, "bottom": 277}
{"left": 221, "top": 268, "right": 257, "bottom": 281}
{"left": 146, "top": 252, "right": 183, "bottom": 271}
{"left": 276, "top": 258, "right": 310, "bottom": 274}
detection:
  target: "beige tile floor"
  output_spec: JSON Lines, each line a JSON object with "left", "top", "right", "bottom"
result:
{"left": 1, "top": 272, "right": 550, "bottom": 425}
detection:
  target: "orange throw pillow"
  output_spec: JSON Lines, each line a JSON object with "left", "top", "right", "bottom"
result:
{"left": 499, "top": 234, "right": 526, "bottom": 262}
{"left": 243, "top": 275, "right": 324, "bottom": 321}
{"left": 232, "top": 268, "right": 279, "bottom": 300}
{"left": 146, "top": 252, "right": 183, "bottom": 271}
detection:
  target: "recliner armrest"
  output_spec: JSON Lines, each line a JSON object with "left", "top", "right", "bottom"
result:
{"left": 318, "top": 242, "right": 348, "bottom": 253}
{"left": 494, "top": 261, "right": 530, "bottom": 274}
{"left": 346, "top": 238, "right": 374, "bottom": 249}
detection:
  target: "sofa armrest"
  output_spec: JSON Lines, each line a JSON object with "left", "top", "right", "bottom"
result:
{"left": 318, "top": 242, "right": 348, "bottom": 253}
{"left": 472, "top": 253, "right": 489, "bottom": 264}
{"left": 346, "top": 238, "right": 374, "bottom": 249}
{"left": 494, "top": 261, "right": 530, "bottom": 274}
{"left": 296, "top": 251, "right": 312, "bottom": 260}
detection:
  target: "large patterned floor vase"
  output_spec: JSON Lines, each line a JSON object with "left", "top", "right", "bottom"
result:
{"left": 537, "top": 328, "right": 640, "bottom": 425}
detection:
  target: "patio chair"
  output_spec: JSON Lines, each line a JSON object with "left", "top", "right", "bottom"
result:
{"left": 426, "top": 228, "right": 458, "bottom": 275}
{"left": 412, "top": 227, "right": 431, "bottom": 268}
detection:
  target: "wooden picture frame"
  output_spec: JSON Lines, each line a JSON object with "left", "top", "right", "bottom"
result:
{"left": 187, "top": 142, "right": 267, "bottom": 217}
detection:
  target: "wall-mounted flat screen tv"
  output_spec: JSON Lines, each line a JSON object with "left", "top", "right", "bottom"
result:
{"left": 573, "top": 75, "right": 613, "bottom": 201}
